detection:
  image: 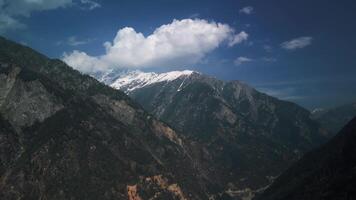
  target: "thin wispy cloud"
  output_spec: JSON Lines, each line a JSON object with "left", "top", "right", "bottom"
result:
{"left": 0, "top": 0, "right": 72, "bottom": 33}
{"left": 239, "top": 6, "right": 254, "bottom": 15}
{"left": 254, "top": 79, "right": 316, "bottom": 87}
{"left": 80, "top": 0, "right": 101, "bottom": 10}
{"left": 262, "top": 57, "right": 277, "bottom": 62}
{"left": 188, "top": 13, "right": 200, "bottom": 19}
{"left": 0, "top": 0, "right": 100, "bottom": 33}
{"left": 254, "top": 76, "right": 356, "bottom": 87}
{"left": 281, "top": 36, "right": 313, "bottom": 50}
{"left": 257, "top": 87, "right": 306, "bottom": 101}
{"left": 263, "top": 45, "right": 273, "bottom": 52}
{"left": 0, "top": 14, "right": 26, "bottom": 33}
{"left": 234, "top": 56, "right": 253, "bottom": 66}
{"left": 57, "top": 36, "right": 93, "bottom": 46}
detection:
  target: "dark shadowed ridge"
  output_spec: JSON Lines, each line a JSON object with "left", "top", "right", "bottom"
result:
{"left": 256, "top": 116, "right": 356, "bottom": 200}
{"left": 0, "top": 36, "right": 226, "bottom": 200}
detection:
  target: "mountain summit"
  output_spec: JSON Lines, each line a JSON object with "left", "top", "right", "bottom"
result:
{"left": 110, "top": 70, "right": 196, "bottom": 93}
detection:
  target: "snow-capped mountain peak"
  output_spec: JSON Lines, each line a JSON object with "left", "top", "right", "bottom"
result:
{"left": 110, "top": 70, "right": 196, "bottom": 92}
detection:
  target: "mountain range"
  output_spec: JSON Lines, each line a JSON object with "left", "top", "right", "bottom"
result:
{"left": 94, "top": 69, "right": 329, "bottom": 199}
{"left": 1, "top": 36, "right": 355, "bottom": 200}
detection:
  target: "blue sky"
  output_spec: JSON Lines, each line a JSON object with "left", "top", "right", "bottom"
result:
{"left": 1, "top": 0, "right": 356, "bottom": 109}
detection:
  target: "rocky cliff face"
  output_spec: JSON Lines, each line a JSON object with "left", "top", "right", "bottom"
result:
{"left": 0, "top": 64, "right": 64, "bottom": 129}
{"left": 257, "top": 116, "right": 356, "bottom": 200}
{"left": 106, "top": 70, "right": 329, "bottom": 199}
{"left": 0, "top": 37, "right": 224, "bottom": 200}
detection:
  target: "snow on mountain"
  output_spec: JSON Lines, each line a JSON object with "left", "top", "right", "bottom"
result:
{"left": 90, "top": 69, "right": 124, "bottom": 85}
{"left": 110, "top": 70, "right": 196, "bottom": 93}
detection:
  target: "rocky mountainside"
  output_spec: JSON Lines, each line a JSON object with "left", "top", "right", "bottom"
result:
{"left": 100, "top": 69, "right": 329, "bottom": 199}
{"left": 312, "top": 102, "right": 356, "bottom": 135}
{"left": 257, "top": 116, "right": 356, "bottom": 200}
{"left": 0, "top": 36, "right": 226, "bottom": 200}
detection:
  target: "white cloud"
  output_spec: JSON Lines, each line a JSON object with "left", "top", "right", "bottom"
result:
{"left": 239, "top": 6, "right": 254, "bottom": 15}
{"left": 63, "top": 50, "right": 109, "bottom": 73}
{"left": 234, "top": 56, "right": 253, "bottom": 66}
{"left": 228, "top": 31, "right": 248, "bottom": 46}
{"left": 281, "top": 36, "right": 313, "bottom": 50}
{"left": 63, "top": 18, "right": 248, "bottom": 73}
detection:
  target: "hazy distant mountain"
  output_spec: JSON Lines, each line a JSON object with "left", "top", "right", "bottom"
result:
{"left": 101, "top": 69, "right": 329, "bottom": 199}
{"left": 312, "top": 102, "right": 356, "bottom": 134}
{"left": 257, "top": 116, "right": 356, "bottom": 200}
{"left": 0, "top": 36, "right": 222, "bottom": 200}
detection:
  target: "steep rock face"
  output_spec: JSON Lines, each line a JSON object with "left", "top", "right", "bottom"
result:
{"left": 0, "top": 37, "right": 220, "bottom": 199}
{"left": 0, "top": 65, "right": 64, "bottom": 129}
{"left": 109, "top": 70, "right": 328, "bottom": 199}
{"left": 257, "top": 116, "right": 356, "bottom": 200}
